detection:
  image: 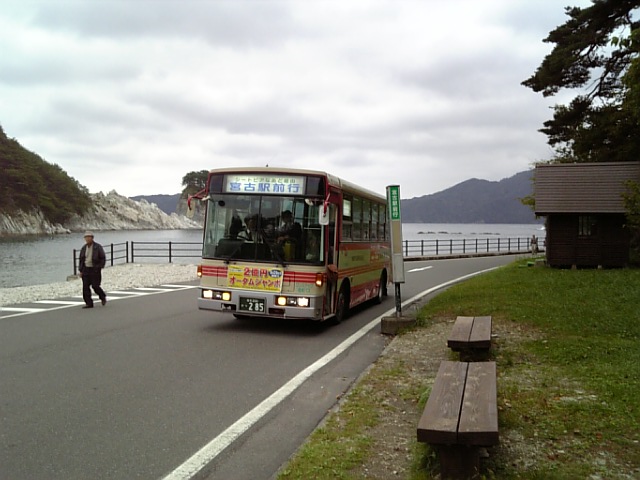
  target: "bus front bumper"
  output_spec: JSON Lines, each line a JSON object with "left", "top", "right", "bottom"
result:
{"left": 197, "top": 292, "right": 324, "bottom": 320}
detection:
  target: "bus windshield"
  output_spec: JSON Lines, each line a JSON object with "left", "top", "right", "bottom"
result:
{"left": 203, "top": 193, "right": 324, "bottom": 264}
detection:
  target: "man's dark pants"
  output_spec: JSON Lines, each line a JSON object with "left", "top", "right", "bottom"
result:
{"left": 82, "top": 267, "right": 106, "bottom": 306}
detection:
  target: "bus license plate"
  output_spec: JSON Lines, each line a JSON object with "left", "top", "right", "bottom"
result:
{"left": 239, "top": 297, "right": 265, "bottom": 313}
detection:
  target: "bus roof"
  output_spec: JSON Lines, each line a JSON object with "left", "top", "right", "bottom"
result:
{"left": 207, "top": 166, "right": 387, "bottom": 202}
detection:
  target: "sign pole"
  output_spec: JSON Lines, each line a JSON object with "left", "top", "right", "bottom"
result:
{"left": 386, "top": 185, "right": 405, "bottom": 318}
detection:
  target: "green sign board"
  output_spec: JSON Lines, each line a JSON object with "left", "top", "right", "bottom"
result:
{"left": 388, "top": 185, "right": 401, "bottom": 221}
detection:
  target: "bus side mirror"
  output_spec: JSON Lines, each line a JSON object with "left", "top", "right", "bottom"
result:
{"left": 318, "top": 205, "right": 329, "bottom": 225}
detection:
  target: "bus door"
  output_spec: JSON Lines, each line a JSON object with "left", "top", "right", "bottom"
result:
{"left": 325, "top": 203, "right": 339, "bottom": 315}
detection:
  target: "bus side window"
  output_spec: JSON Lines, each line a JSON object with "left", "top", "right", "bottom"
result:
{"left": 352, "top": 197, "right": 362, "bottom": 240}
{"left": 362, "top": 199, "right": 371, "bottom": 240}
{"left": 342, "top": 196, "right": 352, "bottom": 241}
{"left": 371, "top": 203, "right": 378, "bottom": 240}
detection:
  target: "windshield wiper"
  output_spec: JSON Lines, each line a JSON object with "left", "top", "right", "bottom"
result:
{"left": 222, "top": 242, "right": 244, "bottom": 264}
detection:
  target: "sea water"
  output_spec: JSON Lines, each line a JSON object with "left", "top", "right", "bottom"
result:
{"left": 0, "top": 224, "right": 544, "bottom": 288}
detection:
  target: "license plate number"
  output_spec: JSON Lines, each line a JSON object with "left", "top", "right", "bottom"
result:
{"left": 239, "top": 297, "right": 265, "bottom": 313}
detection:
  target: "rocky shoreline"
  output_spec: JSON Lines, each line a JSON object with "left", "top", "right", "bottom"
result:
{"left": 0, "top": 263, "right": 198, "bottom": 306}
{"left": 0, "top": 190, "right": 201, "bottom": 236}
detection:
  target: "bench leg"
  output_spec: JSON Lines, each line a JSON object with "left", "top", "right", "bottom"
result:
{"left": 459, "top": 348, "right": 490, "bottom": 362}
{"left": 436, "top": 445, "right": 481, "bottom": 479}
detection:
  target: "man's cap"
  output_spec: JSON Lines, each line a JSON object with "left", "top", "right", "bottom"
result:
{"left": 84, "top": 231, "right": 94, "bottom": 238}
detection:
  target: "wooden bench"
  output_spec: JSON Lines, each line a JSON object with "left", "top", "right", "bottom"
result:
{"left": 417, "top": 361, "right": 498, "bottom": 479}
{"left": 447, "top": 316, "right": 492, "bottom": 360}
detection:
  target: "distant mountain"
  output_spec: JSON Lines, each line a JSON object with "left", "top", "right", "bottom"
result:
{"left": 402, "top": 170, "right": 538, "bottom": 223}
{"left": 130, "top": 170, "right": 539, "bottom": 224}
{"left": 129, "top": 194, "right": 180, "bottom": 215}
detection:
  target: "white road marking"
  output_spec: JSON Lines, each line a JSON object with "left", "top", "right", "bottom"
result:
{"left": 1, "top": 307, "right": 45, "bottom": 313}
{"left": 1, "top": 284, "right": 198, "bottom": 318}
{"left": 107, "top": 290, "right": 148, "bottom": 295}
{"left": 407, "top": 266, "right": 433, "bottom": 273}
{"left": 133, "top": 287, "right": 174, "bottom": 291}
{"left": 162, "top": 266, "right": 500, "bottom": 480}
{"left": 34, "top": 300, "right": 84, "bottom": 305}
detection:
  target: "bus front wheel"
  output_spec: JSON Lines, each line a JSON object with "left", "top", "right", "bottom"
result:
{"left": 375, "top": 271, "right": 387, "bottom": 304}
{"left": 334, "top": 286, "right": 349, "bottom": 324}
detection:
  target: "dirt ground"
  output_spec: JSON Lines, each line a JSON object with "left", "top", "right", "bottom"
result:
{"left": 330, "top": 315, "right": 546, "bottom": 479}
{"left": 335, "top": 315, "right": 637, "bottom": 479}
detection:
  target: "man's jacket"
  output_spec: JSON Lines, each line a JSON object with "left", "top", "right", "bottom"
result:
{"left": 79, "top": 242, "right": 107, "bottom": 272}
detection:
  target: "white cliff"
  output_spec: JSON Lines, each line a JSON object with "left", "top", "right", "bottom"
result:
{"left": 0, "top": 191, "right": 200, "bottom": 236}
{"left": 0, "top": 209, "right": 70, "bottom": 235}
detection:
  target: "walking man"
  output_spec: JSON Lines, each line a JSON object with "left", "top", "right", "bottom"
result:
{"left": 79, "top": 231, "right": 107, "bottom": 308}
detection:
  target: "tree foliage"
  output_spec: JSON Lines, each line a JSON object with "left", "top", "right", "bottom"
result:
{"left": 0, "top": 125, "right": 92, "bottom": 224}
{"left": 181, "top": 170, "right": 209, "bottom": 194}
{"left": 523, "top": 0, "right": 640, "bottom": 163}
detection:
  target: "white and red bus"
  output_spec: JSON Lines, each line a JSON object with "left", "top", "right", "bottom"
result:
{"left": 193, "top": 167, "right": 391, "bottom": 322}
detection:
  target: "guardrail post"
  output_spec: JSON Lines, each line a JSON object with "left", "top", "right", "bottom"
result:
{"left": 169, "top": 241, "right": 173, "bottom": 263}
{"left": 73, "top": 249, "right": 77, "bottom": 276}
{"left": 436, "top": 239, "right": 439, "bottom": 255}
{"left": 110, "top": 243, "right": 114, "bottom": 266}
{"left": 421, "top": 240, "right": 424, "bottom": 256}
{"left": 449, "top": 239, "right": 453, "bottom": 254}
{"left": 498, "top": 238, "right": 501, "bottom": 252}
{"left": 131, "top": 241, "right": 135, "bottom": 263}
{"left": 463, "top": 239, "right": 466, "bottom": 254}
{"left": 486, "top": 238, "right": 489, "bottom": 252}
{"left": 126, "top": 241, "right": 129, "bottom": 263}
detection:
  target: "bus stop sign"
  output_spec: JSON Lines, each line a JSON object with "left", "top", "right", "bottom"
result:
{"left": 386, "top": 185, "right": 405, "bottom": 284}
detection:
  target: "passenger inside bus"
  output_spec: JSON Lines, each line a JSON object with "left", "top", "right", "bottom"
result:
{"left": 238, "top": 214, "right": 259, "bottom": 241}
{"left": 275, "top": 210, "right": 302, "bottom": 261}
{"left": 305, "top": 231, "right": 320, "bottom": 261}
{"left": 276, "top": 210, "right": 302, "bottom": 243}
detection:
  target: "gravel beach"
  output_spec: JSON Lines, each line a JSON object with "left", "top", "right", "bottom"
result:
{"left": 0, "top": 263, "right": 198, "bottom": 306}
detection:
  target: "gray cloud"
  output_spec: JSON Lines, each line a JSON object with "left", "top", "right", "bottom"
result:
{"left": 31, "top": 1, "right": 299, "bottom": 47}
{"left": 0, "top": 0, "right": 592, "bottom": 199}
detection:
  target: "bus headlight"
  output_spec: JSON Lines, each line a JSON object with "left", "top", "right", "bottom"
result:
{"left": 276, "top": 296, "right": 310, "bottom": 307}
{"left": 202, "top": 290, "right": 232, "bottom": 301}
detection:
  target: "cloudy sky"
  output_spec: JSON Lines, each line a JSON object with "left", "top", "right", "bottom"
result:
{"left": 1, "top": 0, "right": 591, "bottom": 199}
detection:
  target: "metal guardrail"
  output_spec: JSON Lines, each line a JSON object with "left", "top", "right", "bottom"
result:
{"left": 72, "top": 241, "right": 130, "bottom": 275}
{"left": 402, "top": 237, "right": 534, "bottom": 257}
{"left": 72, "top": 237, "right": 536, "bottom": 274}
{"left": 130, "top": 241, "right": 202, "bottom": 263}
{"left": 72, "top": 241, "right": 202, "bottom": 275}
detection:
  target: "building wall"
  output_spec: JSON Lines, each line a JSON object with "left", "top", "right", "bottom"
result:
{"left": 546, "top": 214, "right": 629, "bottom": 267}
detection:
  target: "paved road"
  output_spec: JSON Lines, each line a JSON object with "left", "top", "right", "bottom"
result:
{"left": 0, "top": 255, "right": 523, "bottom": 480}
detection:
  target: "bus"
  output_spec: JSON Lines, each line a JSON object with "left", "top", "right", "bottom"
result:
{"left": 192, "top": 167, "right": 391, "bottom": 322}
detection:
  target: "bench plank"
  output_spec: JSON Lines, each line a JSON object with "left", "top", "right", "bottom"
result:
{"left": 417, "top": 361, "right": 467, "bottom": 444}
{"left": 468, "top": 316, "right": 492, "bottom": 349}
{"left": 448, "top": 316, "right": 492, "bottom": 354}
{"left": 447, "top": 316, "right": 474, "bottom": 350}
{"left": 458, "top": 361, "right": 499, "bottom": 446}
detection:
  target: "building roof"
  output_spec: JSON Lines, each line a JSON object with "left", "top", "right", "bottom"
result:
{"left": 534, "top": 161, "right": 640, "bottom": 214}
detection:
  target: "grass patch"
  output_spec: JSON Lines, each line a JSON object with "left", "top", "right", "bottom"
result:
{"left": 417, "top": 262, "right": 640, "bottom": 478}
{"left": 278, "top": 260, "right": 640, "bottom": 479}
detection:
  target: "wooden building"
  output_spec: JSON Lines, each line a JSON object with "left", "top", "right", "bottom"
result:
{"left": 535, "top": 162, "right": 640, "bottom": 268}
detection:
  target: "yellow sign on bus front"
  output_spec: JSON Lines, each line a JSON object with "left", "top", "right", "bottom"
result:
{"left": 227, "top": 265, "right": 285, "bottom": 292}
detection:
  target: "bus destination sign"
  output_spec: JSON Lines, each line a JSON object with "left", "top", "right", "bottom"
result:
{"left": 225, "top": 175, "right": 306, "bottom": 195}
{"left": 388, "top": 185, "right": 401, "bottom": 220}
